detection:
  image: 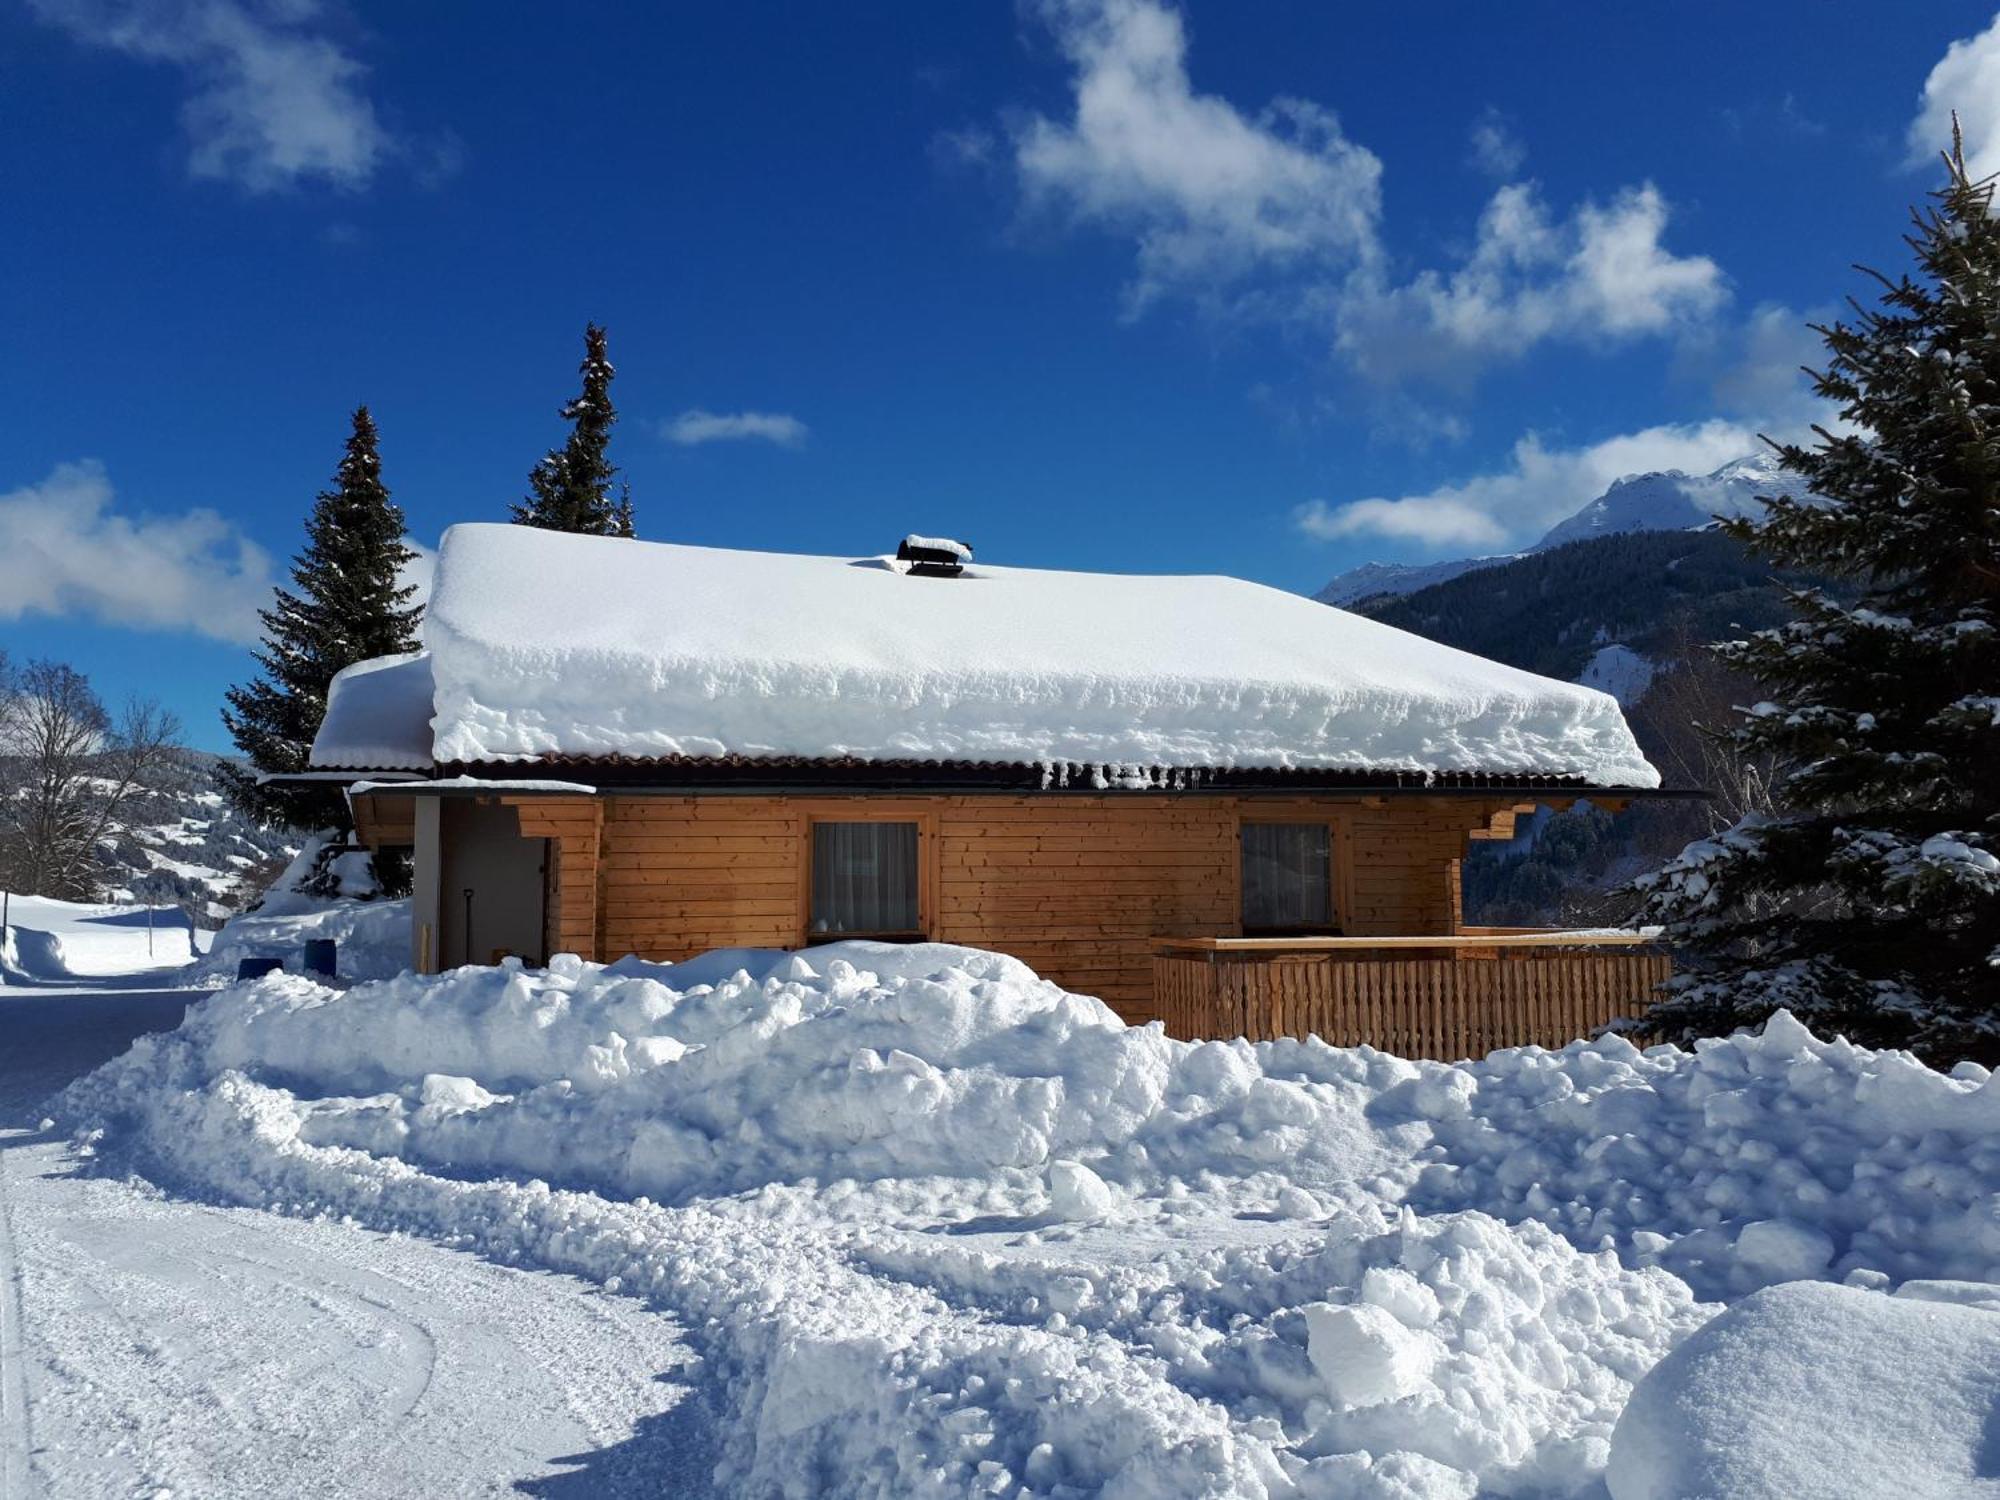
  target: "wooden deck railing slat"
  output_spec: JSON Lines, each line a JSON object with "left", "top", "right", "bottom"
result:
{"left": 1150, "top": 931, "right": 1668, "bottom": 1059}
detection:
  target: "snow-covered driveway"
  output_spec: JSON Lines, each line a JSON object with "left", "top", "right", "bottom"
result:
{"left": 0, "top": 985, "right": 717, "bottom": 1499}
{"left": 11, "top": 925, "right": 2000, "bottom": 1496}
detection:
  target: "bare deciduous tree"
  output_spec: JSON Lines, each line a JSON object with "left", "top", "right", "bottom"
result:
{"left": 0, "top": 658, "right": 183, "bottom": 901}
{"left": 1627, "top": 620, "right": 1781, "bottom": 834}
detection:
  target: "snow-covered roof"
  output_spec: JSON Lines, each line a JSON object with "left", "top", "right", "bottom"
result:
{"left": 310, "top": 652, "right": 436, "bottom": 770}
{"left": 384, "top": 523, "right": 1657, "bottom": 786}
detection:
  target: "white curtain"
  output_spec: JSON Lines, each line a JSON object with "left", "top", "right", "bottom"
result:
{"left": 1241, "top": 822, "right": 1332, "bottom": 931}
{"left": 811, "top": 821, "right": 920, "bottom": 935}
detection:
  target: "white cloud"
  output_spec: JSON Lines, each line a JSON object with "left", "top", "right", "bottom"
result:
{"left": 1339, "top": 182, "right": 1725, "bottom": 381}
{"left": 0, "top": 461, "right": 275, "bottom": 643}
{"left": 1294, "top": 420, "right": 1770, "bottom": 549}
{"left": 1014, "top": 0, "right": 1383, "bottom": 313}
{"left": 1911, "top": 11, "right": 2000, "bottom": 182}
{"left": 27, "top": 0, "right": 418, "bottom": 192}
{"left": 1297, "top": 298, "right": 1847, "bottom": 551}
{"left": 662, "top": 410, "right": 810, "bottom": 447}
{"left": 1010, "top": 0, "right": 1726, "bottom": 376}
{"left": 1466, "top": 108, "right": 1525, "bottom": 179}
{"left": 1710, "top": 302, "right": 1831, "bottom": 426}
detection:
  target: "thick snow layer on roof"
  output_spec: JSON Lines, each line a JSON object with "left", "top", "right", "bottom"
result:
{"left": 422, "top": 524, "right": 1660, "bottom": 785}
{"left": 309, "top": 651, "right": 436, "bottom": 770}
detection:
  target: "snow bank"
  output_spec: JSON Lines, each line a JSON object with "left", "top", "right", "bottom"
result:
{"left": 55, "top": 943, "right": 2000, "bottom": 1497}
{"left": 91, "top": 943, "right": 1398, "bottom": 1204}
{"left": 194, "top": 838, "right": 411, "bottom": 984}
{"left": 194, "top": 897, "right": 410, "bottom": 985}
{"left": 1607, "top": 1280, "right": 2000, "bottom": 1499}
{"left": 419, "top": 522, "right": 1659, "bottom": 785}
{"left": 1406, "top": 1008, "right": 2000, "bottom": 1297}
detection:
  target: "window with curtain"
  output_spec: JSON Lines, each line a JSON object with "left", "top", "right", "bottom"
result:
{"left": 810, "top": 820, "right": 921, "bottom": 937}
{"left": 1240, "top": 821, "right": 1334, "bottom": 932}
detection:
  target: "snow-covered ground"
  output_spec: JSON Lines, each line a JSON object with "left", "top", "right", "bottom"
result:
{"left": 9, "top": 934, "right": 1999, "bottom": 1496}
{"left": 0, "top": 953, "right": 717, "bottom": 1496}
{"left": 1575, "top": 645, "right": 1656, "bottom": 708}
{"left": 1, "top": 893, "right": 202, "bottom": 985}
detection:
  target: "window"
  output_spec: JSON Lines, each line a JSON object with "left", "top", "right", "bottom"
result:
{"left": 1241, "top": 821, "right": 1335, "bottom": 933}
{"left": 810, "top": 820, "right": 922, "bottom": 938}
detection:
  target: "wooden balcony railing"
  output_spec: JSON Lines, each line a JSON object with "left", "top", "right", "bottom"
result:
{"left": 1152, "top": 931, "right": 1670, "bottom": 1058}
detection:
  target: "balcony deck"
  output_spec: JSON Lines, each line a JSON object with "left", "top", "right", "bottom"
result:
{"left": 1151, "top": 930, "right": 1670, "bottom": 1058}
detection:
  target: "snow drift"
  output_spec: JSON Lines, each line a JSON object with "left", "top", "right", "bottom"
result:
{"left": 192, "top": 836, "right": 412, "bottom": 985}
{"left": 53, "top": 941, "right": 2000, "bottom": 1497}
{"left": 1608, "top": 1280, "right": 2000, "bottom": 1499}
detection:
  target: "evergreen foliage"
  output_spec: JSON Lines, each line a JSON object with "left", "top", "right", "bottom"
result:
{"left": 511, "top": 323, "right": 628, "bottom": 535}
{"left": 1637, "top": 132, "right": 2000, "bottom": 1063}
{"left": 221, "top": 407, "right": 420, "bottom": 831}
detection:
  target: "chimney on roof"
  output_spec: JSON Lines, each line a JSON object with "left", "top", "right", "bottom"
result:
{"left": 897, "top": 534, "right": 972, "bottom": 578}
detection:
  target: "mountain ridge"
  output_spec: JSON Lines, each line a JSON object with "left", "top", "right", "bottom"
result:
{"left": 1313, "top": 451, "right": 1811, "bottom": 607}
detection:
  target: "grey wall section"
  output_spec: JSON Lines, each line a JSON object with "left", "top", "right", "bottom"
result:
{"left": 412, "top": 798, "right": 442, "bottom": 971}
{"left": 438, "top": 800, "right": 550, "bottom": 967}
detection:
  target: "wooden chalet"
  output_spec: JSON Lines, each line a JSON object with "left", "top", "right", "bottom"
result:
{"left": 311, "top": 524, "right": 1688, "bottom": 1054}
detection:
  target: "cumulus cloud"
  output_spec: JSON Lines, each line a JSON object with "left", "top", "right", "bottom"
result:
{"left": 1010, "top": 0, "right": 1726, "bottom": 376}
{"left": 1293, "top": 420, "right": 1771, "bottom": 550}
{"left": 662, "top": 410, "right": 810, "bottom": 447}
{"left": 1339, "top": 182, "right": 1725, "bottom": 382}
{"left": 1466, "top": 108, "right": 1526, "bottom": 179}
{"left": 1710, "top": 302, "right": 1832, "bottom": 426}
{"left": 1911, "top": 11, "right": 2000, "bottom": 183}
{"left": 26, "top": 0, "right": 437, "bottom": 192}
{"left": 0, "top": 461, "right": 275, "bottom": 643}
{"left": 1014, "top": 0, "right": 1383, "bottom": 313}
{"left": 1297, "top": 297, "right": 1848, "bottom": 551}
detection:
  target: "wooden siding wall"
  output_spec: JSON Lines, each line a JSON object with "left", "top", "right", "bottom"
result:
{"left": 496, "top": 793, "right": 1525, "bottom": 1024}
{"left": 509, "top": 798, "right": 602, "bottom": 962}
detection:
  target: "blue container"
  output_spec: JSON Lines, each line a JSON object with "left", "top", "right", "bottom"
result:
{"left": 236, "top": 956, "right": 283, "bottom": 981}
{"left": 303, "top": 938, "right": 337, "bottom": 978}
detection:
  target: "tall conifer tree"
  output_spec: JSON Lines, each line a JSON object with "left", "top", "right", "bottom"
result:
{"left": 1638, "top": 129, "right": 2000, "bottom": 1063}
{"left": 511, "top": 323, "right": 627, "bottom": 535}
{"left": 222, "top": 407, "right": 421, "bottom": 830}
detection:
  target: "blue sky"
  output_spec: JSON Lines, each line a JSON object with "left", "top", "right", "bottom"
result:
{"left": 2, "top": 1, "right": 1996, "bottom": 751}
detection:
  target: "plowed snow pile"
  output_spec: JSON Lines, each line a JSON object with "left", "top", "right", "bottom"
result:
{"left": 56, "top": 943, "right": 2000, "bottom": 1498}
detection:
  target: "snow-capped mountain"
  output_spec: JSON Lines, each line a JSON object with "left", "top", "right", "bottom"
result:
{"left": 1314, "top": 452, "right": 1811, "bottom": 607}
{"left": 1311, "top": 553, "right": 1514, "bottom": 607}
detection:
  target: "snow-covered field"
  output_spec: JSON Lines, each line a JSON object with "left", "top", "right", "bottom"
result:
{"left": 1, "top": 893, "right": 202, "bottom": 984}
{"left": 8, "top": 934, "right": 1999, "bottom": 1497}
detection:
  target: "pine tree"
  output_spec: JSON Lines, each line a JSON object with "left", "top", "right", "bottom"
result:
{"left": 222, "top": 407, "right": 421, "bottom": 831}
{"left": 510, "top": 322, "right": 627, "bottom": 535}
{"left": 1637, "top": 128, "right": 2000, "bottom": 1063}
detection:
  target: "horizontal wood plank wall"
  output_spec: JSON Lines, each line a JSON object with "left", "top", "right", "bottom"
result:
{"left": 571, "top": 793, "right": 1518, "bottom": 1025}
{"left": 507, "top": 797, "right": 602, "bottom": 960}
{"left": 597, "top": 796, "right": 807, "bottom": 956}
{"left": 1344, "top": 803, "right": 1478, "bottom": 937}
{"left": 935, "top": 797, "right": 1238, "bottom": 1023}
{"left": 1156, "top": 950, "right": 1672, "bottom": 1058}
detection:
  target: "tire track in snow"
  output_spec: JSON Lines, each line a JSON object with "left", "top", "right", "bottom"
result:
{"left": 93, "top": 1073, "right": 1287, "bottom": 1497}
